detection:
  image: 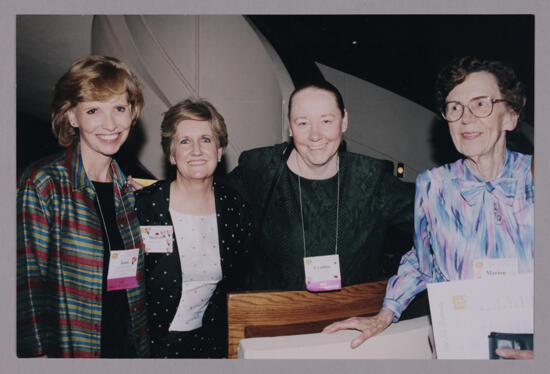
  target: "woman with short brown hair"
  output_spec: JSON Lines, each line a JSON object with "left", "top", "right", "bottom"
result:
{"left": 135, "top": 98, "right": 252, "bottom": 358}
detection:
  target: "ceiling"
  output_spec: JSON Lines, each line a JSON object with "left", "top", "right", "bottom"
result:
{"left": 17, "top": 15, "right": 535, "bottom": 125}
{"left": 248, "top": 15, "right": 534, "bottom": 126}
{"left": 16, "top": 15, "right": 534, "bottom": 174}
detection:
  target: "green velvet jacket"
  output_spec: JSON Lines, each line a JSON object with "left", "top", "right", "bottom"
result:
{"left": 222, "top": 143, "right": 415, "bottom": 291}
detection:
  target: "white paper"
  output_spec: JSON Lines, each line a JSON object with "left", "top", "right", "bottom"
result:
{"left": 427, "top": 273, "right": 533, "bottom": 359}
{"left": 238, "top": 315, "right": 432, "bottom": 359}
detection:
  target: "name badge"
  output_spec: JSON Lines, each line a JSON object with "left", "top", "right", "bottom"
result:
{"left": 107, "top": 248, "right": 140, "bottom": 291}
{"left": 140, "top": 225, "right": 173, "bottom": 253}
{"left": 303, "top": 254, "right": 342, "bottom": 292}
{"left": 473, "top": 258, "right": 518, "bottom": 279}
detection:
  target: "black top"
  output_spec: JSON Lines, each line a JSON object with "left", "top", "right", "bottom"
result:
{"left": 222, "top": 142, "right": 416, "bottom": 291}
{"left": 93, "top": 181, "right": 135, "bottom": 358}
{"left": 134, "top": 179, "right": 253, "bottom": 358}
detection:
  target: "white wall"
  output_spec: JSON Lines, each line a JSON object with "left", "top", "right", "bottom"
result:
{"left": 319, "top": 63, "right": 440, "bottom": 182}
{"left": 92, "top": 15, "right": 292, "bottom": 179}
{"left": 91, "top": 15, "right": 441, "bottom": 182}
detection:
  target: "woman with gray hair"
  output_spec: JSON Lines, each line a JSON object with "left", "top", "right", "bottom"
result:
{"left": 134, "top": 98, "right": 253, "bottom": 358}
{"left": 324, "top": 57, "right": 533, "bottom": 359}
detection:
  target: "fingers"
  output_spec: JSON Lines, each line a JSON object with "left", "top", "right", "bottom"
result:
{"left": 127, "top": 176, "right": 145, "bottom": 191}
{"left": 349, "top": 322, "right": 386, "bottom": 349}
{"left": 351, "top": 331, "right": 371, "bottom": 349}
{"left": 323, "top": 318, "right": 351, "bottom": 334}
{"left": 495, "top": 348, "right": 534, "bottom": 360}
{"left": 323, "top": 317, "right": 365, "bottom": 334}
{"left": 322, "top": 322, "right": 339, "bottom": 334}
{"left": 323, "top": 315, "right": 391, "bottom": 349}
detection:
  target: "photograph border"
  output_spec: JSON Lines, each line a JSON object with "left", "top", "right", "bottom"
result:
{"left": 3, "top": 1, "right": 549, "bottom": 373}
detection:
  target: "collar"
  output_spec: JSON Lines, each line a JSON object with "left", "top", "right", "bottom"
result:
{"left": 64, "top": 141, "right": 127, "bottom": 194}
{"left": 461, "top": 148, "right": 512, "bottom": 182}
{"left": 457, "top": 149, "right": 517, "bottom": 206}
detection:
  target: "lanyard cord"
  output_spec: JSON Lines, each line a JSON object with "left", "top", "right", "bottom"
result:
{"left": 297, "top": 166, "right": 340, "bottom": 258}
{"left": 120, "top": 192, "right": 137, "bottom": 248}
{"left": 95, "top": 194, "right": 112, "bottom": 253}
{"left": 94, "top": 180, "right": 137, "bottom": 252}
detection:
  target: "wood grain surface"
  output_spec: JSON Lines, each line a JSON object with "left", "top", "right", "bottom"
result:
{"left": 227, "top": 280, "right": 388, "bottom": 358}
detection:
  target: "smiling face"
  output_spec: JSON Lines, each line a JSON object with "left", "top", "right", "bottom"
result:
{"left": 446, "top": 71, "right": 518, "bottom": 161}
{"left": 67, "top": 92, "right": 133, "bottom": 164}
{"left": 169, "top": 119, "right": 222, "bottom": 183}
{"left": 289, "top": 87, "right": 348, "bottom": 172}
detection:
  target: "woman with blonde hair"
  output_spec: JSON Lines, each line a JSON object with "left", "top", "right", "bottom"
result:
{"left": 17, "top": 55, "right": 149, "bottom": 358}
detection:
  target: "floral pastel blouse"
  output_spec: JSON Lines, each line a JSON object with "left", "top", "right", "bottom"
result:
{"left": 383, "top": 150, "right": 534, "bottom": 321}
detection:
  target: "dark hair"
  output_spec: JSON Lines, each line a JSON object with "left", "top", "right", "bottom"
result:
{"left": 160, "top": 98, "right": 228, "bottom": 161}
{"left": 51, "top": 55, "right": 144, "bottom": 147}
{"left": 288, "top": 80, "right": 345, "bottom": 118}
{"left": 435, "top": 56, "right": 526, "bottom": 116}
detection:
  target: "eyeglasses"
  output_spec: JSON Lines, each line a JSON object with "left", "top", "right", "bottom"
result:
{"left": 441, "top": 96, "right": 508, "bottom": 122}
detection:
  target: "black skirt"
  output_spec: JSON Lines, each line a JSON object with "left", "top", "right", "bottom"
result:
{"left": 150, "top": 327, "right": 225, "bottom": 358}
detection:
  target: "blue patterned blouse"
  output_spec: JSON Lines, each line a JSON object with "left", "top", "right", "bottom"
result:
{"left": 383, "top": 150, "right": 534, "bottom": 321}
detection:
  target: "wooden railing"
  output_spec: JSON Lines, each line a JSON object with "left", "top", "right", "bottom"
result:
{"left": 227, "top": 280, "right": 388, "bottom": 359}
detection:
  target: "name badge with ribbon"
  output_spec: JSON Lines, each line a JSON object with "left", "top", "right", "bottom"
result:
{"left": 473, "top": 258, "right": 518, "bottom": 279}
{"left": 140, "top": 225, "right": 173, "bottom": 253}
{"left": 304, "top": 254, "right": 342, "bottom": 292}
{"left": 107, "top": 248, "right": 140, "bottom": 291}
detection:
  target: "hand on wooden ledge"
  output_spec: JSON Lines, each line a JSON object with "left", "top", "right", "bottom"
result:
{"left": 322, "top": 309, "right": 394, "bottom": 349}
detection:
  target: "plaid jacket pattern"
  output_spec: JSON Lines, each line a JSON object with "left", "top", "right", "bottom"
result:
{"left": 17, "top": 143, "right": 150, "bottom": 357}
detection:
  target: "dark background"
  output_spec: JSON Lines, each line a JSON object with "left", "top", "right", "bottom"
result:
{"left": 248, "top": 15, "right": 534, "bottom": 125}
{"left": 17, "top": 15, "right": 534, "bottom": 177}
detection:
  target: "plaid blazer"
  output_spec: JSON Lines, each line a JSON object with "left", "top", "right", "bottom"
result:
{"left": 17, "top": 143, "right": 150, "bottom": 357}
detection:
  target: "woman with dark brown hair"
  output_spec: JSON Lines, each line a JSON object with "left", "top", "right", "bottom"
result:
{"left": 223, "top": 80, "right": 415, "bottom": 292}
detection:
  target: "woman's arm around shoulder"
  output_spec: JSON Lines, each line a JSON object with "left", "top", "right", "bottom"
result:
{"left": 220, "top": 143, "right": 289, "bottom": 203}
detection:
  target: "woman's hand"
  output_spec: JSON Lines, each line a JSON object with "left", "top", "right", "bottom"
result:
{"left": 127, "top": 176, "right": 145, "bottom": 191}
{"left": 322, "top": 309, "right": 394, "bottom": 349}
{"left": 495, "top": 348, "right": 534, "bottom": 360}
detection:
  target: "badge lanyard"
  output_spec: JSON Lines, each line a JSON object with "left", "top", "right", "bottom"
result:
{"left": 298, "top": 163, "right": 342, "bottom": 292}
{"left": 96, "top": 183, "right": 139, "bottom": 291}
